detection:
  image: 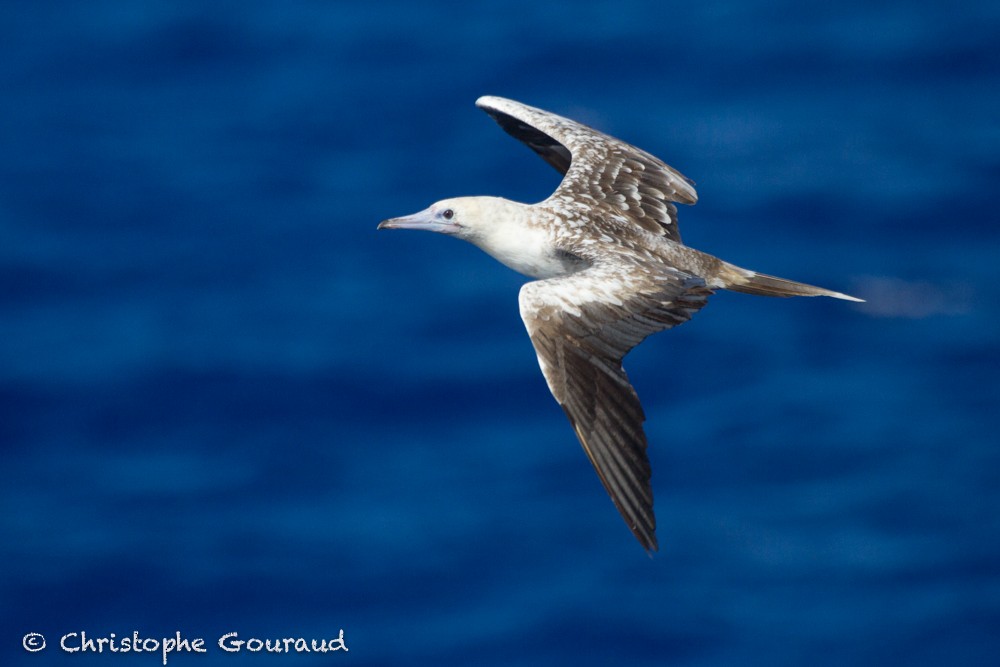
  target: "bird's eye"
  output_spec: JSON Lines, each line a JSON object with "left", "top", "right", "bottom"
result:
{"left": 442, "top": 209, "right": 454, "bottom": 220}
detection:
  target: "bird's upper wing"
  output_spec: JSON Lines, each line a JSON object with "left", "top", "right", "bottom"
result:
{"left": 477, "top": 95, "right": 697, "bottom": 243}
{"left": 518, "top": 261, "right": 715, "bottom": 551}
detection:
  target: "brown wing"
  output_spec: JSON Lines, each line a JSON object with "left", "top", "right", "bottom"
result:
{"left": 518, "top": 263, "right": 714, "bottom": 551}
{"left": 477, "top": 95, "right": 697, "bottom": 243}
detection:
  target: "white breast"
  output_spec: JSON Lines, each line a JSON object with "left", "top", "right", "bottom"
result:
{"left": 476, "top": 222, "right": 569, "bottom": 280}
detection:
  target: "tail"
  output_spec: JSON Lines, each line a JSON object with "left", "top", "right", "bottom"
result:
{"left": 721, "top": 263, "right": 863, "bottom": 302}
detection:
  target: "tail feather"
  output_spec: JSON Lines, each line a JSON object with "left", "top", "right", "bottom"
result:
{"left": 724, "top": 266, "right": 863, "bottom": 302}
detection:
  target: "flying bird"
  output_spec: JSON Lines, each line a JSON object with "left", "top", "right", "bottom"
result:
{"left": 379, "top": 96, "right": 861, "bottom": 552}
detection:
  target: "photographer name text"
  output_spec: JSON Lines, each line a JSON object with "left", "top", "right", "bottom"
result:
{"left": 22, "top": 630, "right": 348, "bottom": 664}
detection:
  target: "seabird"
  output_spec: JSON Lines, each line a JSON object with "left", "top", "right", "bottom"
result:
{"left": 379, "top": 96, "right": 861, "bottom": 552}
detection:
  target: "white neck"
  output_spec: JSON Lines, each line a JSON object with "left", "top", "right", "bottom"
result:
{"left": 463, "top": 198, "right": 569, "bottom": 279}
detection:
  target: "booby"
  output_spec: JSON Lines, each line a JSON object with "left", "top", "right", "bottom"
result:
{"left": 379, "top": 96, "right": 861, "bottom": 552}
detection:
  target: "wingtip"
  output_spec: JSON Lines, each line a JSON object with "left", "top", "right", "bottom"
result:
{"left": 475, "top": 95, "right": 502, "bottom": 110}
{"left": 630, "top": 519, "right": 659, "bottom": 554}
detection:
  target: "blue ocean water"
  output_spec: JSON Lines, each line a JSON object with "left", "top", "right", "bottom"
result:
{"left": 2, "top": 1, "right": 998, "bottom": 665}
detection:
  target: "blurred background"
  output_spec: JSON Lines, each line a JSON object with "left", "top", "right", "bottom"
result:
{"left": 2, "top": 1, "right": 998, "bottom": 665}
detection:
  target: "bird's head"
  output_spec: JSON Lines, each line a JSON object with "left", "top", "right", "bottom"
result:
{"left": 380, "top": 196, "right": 557, "bottom": 278}
{"left": 378, "top": 196, "right": 521, "bottom": 243}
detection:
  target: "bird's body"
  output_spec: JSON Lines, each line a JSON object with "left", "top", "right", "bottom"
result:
{"left": 380, "top": 96, "right": 860, "bottom": 552}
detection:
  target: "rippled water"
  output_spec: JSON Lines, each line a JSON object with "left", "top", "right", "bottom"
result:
{"left": 2, "top": 2, "right": 999, "bottom": 665}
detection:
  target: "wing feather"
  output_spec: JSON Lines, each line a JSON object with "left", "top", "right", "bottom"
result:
{"left": 519, "top": 264, "right": 714, "bottom": 551}
{"left": 477, "top": 95, "right": 696, "bottom": 242}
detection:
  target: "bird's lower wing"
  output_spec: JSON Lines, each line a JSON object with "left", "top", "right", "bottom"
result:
{"left": 518, "top": 264, "right": 714, "bottom": 552}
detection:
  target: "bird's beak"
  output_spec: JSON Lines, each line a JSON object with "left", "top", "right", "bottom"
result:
{"left": 378, "top": 207, "right": 458, "bottom": 234}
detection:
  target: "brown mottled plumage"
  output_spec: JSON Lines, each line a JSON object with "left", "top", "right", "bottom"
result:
{"left": 379, "top": 96, "right": 861, "bottom": 552}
